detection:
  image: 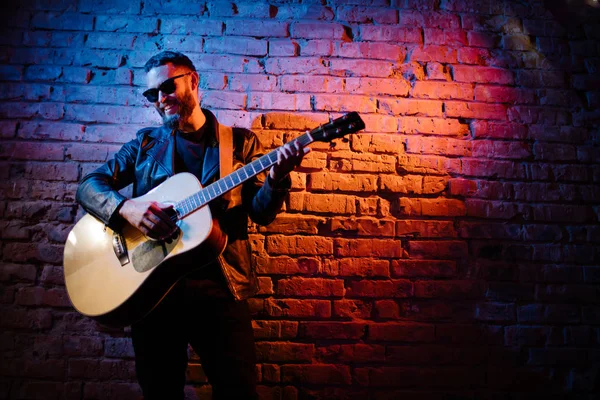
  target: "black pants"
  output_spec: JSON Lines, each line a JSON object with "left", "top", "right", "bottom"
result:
{"left": 131, "top": 280, "right": 258, "bottom": 400}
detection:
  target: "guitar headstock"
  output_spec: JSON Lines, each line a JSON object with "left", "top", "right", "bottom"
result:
{"left": 311, "top": 112, "right": 365, "bottom": 143}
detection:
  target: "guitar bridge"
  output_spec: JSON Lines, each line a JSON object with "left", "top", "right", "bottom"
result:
{"left": 112, "top": 232, "right": 130, "bottom": 266}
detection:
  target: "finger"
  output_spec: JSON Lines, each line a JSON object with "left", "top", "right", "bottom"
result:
{"left": 293, "top": 141, "right": 303, "bottom": 155}
{"left": 145, "top": 214, "right": 173, "bottom": 236}
{"left": 149, "top": 203, "right": 177, "bottom": 227}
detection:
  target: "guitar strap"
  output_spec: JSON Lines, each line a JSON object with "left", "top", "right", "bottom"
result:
{"left": 217, "top": 123, "right": 233, "bottom": 201}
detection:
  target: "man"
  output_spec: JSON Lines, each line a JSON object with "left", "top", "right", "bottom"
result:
{"left": 76, "top": 51, "right": 308, "bottom": 399}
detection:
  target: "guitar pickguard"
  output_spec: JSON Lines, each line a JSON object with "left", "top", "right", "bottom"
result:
{"left": 131, "top": 231, "right": 181, "bottom": 273}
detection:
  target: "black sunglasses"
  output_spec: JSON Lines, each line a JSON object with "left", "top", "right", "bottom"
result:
{"left": 142, "top": 72, "right": 193, "bottom": 102}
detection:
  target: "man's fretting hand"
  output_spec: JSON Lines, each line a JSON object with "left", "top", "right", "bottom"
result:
{"left": 119, "top": 200, "right": 178, "bottom": 240}
{"left": 269, "top": 141, "right": 310, "bottom": 183}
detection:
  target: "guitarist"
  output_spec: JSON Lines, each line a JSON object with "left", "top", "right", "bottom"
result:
{"left": 75, "top": 51, "right": 308, "bottom": 400}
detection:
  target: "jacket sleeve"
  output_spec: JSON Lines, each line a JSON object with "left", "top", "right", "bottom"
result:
{"left": 75, "top": 137, "right": 140, "bottom": 230}
{"left": 239, "top": 130, "right": 291, "bottom": 226}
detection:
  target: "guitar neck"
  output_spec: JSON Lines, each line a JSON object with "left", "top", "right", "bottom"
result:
{"left": 175, "top": 130, "right": 315, "bottom": 219}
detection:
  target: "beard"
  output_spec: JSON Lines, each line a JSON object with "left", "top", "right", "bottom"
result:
{"left": 162, "top": 90, "right": 195, "bottom": 130}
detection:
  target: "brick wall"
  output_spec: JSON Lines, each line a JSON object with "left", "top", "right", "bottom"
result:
{"left": 1, "top": 0, "right": 599, "bottom": 399}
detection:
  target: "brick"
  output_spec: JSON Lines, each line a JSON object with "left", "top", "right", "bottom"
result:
{"left": 471, "top": 121, "right": 527, "bottom": 139}
{"left": 265, "top": 57, "right": 329, "bottom": 75}
{"left": 332, "top": 299, "right": 372, "bottom": 319}
{"left": 350, "top": 133, "right": 404, "bottom": 153}
{"left": 360, "top": 26, "right": 422, "bottom": 44}
{"left": 277, "top": 277, "right": 344, "bottom": 297}
{"left": 4, "top": 243, "right": 63, "bottom": 264}
{"left": 452, "top": 66, "right": 514, "bottom": 85}
{"left": 255, "top": 342, "right": 314, "bottom": 362}
{"left": 391, "top": 260, "right": 456, "bottom": 278}
{"left": 289, "top": 193, "right": 356, "bottom": 215}
{"left": 334, "top": 238, "right": 403, "bottom": 258}
{"left": 0, "top": 263, "right": 37, "bottom": 282}
{"left": 400, "top": 10, "right": 460, "bottom": 29}
{"left": 347, "top": 279, "right": 412, "bottom": 298}
{"left": 261, "top": 364, "right": 280, "bottom": 383}
{"left": 461, "top": 159, "right": 526, "bottom": 179}
{"left": 445, "top": 101, "right": 507, "bottom": 120}
{"left": 300, "top": 322, "right": 366, "bottom": 340}
{"left": 205, "top": 37, "right": 267, "bottom": 56}
{"left": 1, "top": 359, "right": 65, "bottom": 380}
{"left": 380, "top": 174, "right": 421, "bottom": 194}
{"left": 259, "top": 214, "right": 323, "bottom": 234}
{"left": 349, "top": 78, "right": 411, "bottom": 97}
{"left": 397, "top": 198, "right": 466, "bottom": 217}
{"left": 333, "top": 42, "right": 405, "bottom": 60}
{"left": 0, "top": 103, "right": 63, "bottom": 121}
{"left": 329, "top": 58, "right": 395, "bottom": 78}
{"left": 399, "top": 116, "right": 470, "bottom": 136}
{"left": 333, "top": 258, "right": 390, "bottom": 277}
{"left": 504, "top": 325, "right": 552, "bottom": 346}
{"left": 248, "top": 93, "right": 311, "bottom": 111}
{"left": 329, "top": 217, "right": 395, "bottom": 237}
{"left": 330, "top": 151, "right": 396, "bottom": 173}
{"left": 273, "top": 4, "right": 334, "bottom": 21}
{"left": 282, "top": 364, "right": 351, "bottom": 385}
{"left": 252, "top": 320, "right": 298, "bottom": 339}
{"left": 226, "top": 20, "right": 289, "bottom": 37}
{"left": 409, "top": 240, "right": 468, "bottom": 259}
{"left": 380, "top": 98, "right": 444, "bottom": 117}
{"left": 528, "top": 347, "right": 588, "bottom": 366}
{"left": 476, "top": 302, "right": 516, "bottom": 323}
{"left": 64, "top": 336, "right": 104, "bottom": 357}
{"left": 202, "top": 91, "right": 246, "bottom": 110}
{"left": 319, "top": 344, "right": 386, "bottom": 364}
{"left": 415, "top": 280, "right": 484, "bottom": 299}
{"left": 369, "top": 322, "right": 435, "bottom": 342}
{"left": 308, "top": 172, "right": 377, "bottom": 192}
{"left": 313, "top": 94, "right": 377, "bottom": 114}
{"left": 256, "top": 276, "right": 273, "bottom": 295}
{"left": 0, "top": 308, "right": 52, "bottom": 330}
{"left": 437, "top": 323, "right": 503, "bottom": 345}
{"left": 472, "top": 140, "right": 532, "bottom": 160}
{"left": 457, "top": 47, "right": 492, "bottom": 65}
{"left": 104, "top": 338, "right": 134, "bottom": 358}
{"left": 375, "top": 299, "right": 401, "bottom": 319}
{"left": 535, "top": 284, "right": 599, "bottom": 303}
{"left": 32, "top": 12, "right": 93, "bottom": 30}
{"left": 18, "top": 122, "right": 85, "bottom": 142}
{"left": 425, "top": 28, "right": 467, "bottom": 46}
{"left": 410, "top": 45, "right": 458, "bottom": 64}
{"left": 265, "top": 298, "right": 331, "bottom": 318}
{"left": 405, "top": 136, "right": 471, "bottom": 156}
{"left": 300, "top": 39, "right": 334, "bottom": 56}
{"left": 475, "top": 85, "right": 536, "bottom": 104}
{"left": 292, "top": 23, "right": 349, "bottom": 40}
{"left": 337, "top": 6, "right": 397, "bottom": 24}
{"left": 79, "top": 0, "right": 138, "bottom": 13}
{"left": 280, "top": 75, "right": 343, "bottom": 93}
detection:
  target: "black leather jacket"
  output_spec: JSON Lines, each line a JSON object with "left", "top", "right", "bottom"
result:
{"left": 76, "top": 109, "right": 290, "bottom": 300}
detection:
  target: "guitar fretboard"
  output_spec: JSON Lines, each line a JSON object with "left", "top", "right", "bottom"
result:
{"left": 174, "top": 132, "right": 314, "bottom": 219}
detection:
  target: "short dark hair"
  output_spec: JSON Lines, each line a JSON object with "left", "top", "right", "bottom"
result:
{"left": 144, "top": 51, "right": 197, "bottom": 73}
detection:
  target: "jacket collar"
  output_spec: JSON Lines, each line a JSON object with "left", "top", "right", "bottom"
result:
{"left": 144, "top": 109, "right": 222, "bottom": 186}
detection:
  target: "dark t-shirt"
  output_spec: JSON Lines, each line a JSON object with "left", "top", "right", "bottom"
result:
{"left": 174, "top": 121, "right": 230, "bottom": 297}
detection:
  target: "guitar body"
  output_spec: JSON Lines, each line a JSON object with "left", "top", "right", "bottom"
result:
{"left": 63, "top": 173, "right": 227, "bottom": 327}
